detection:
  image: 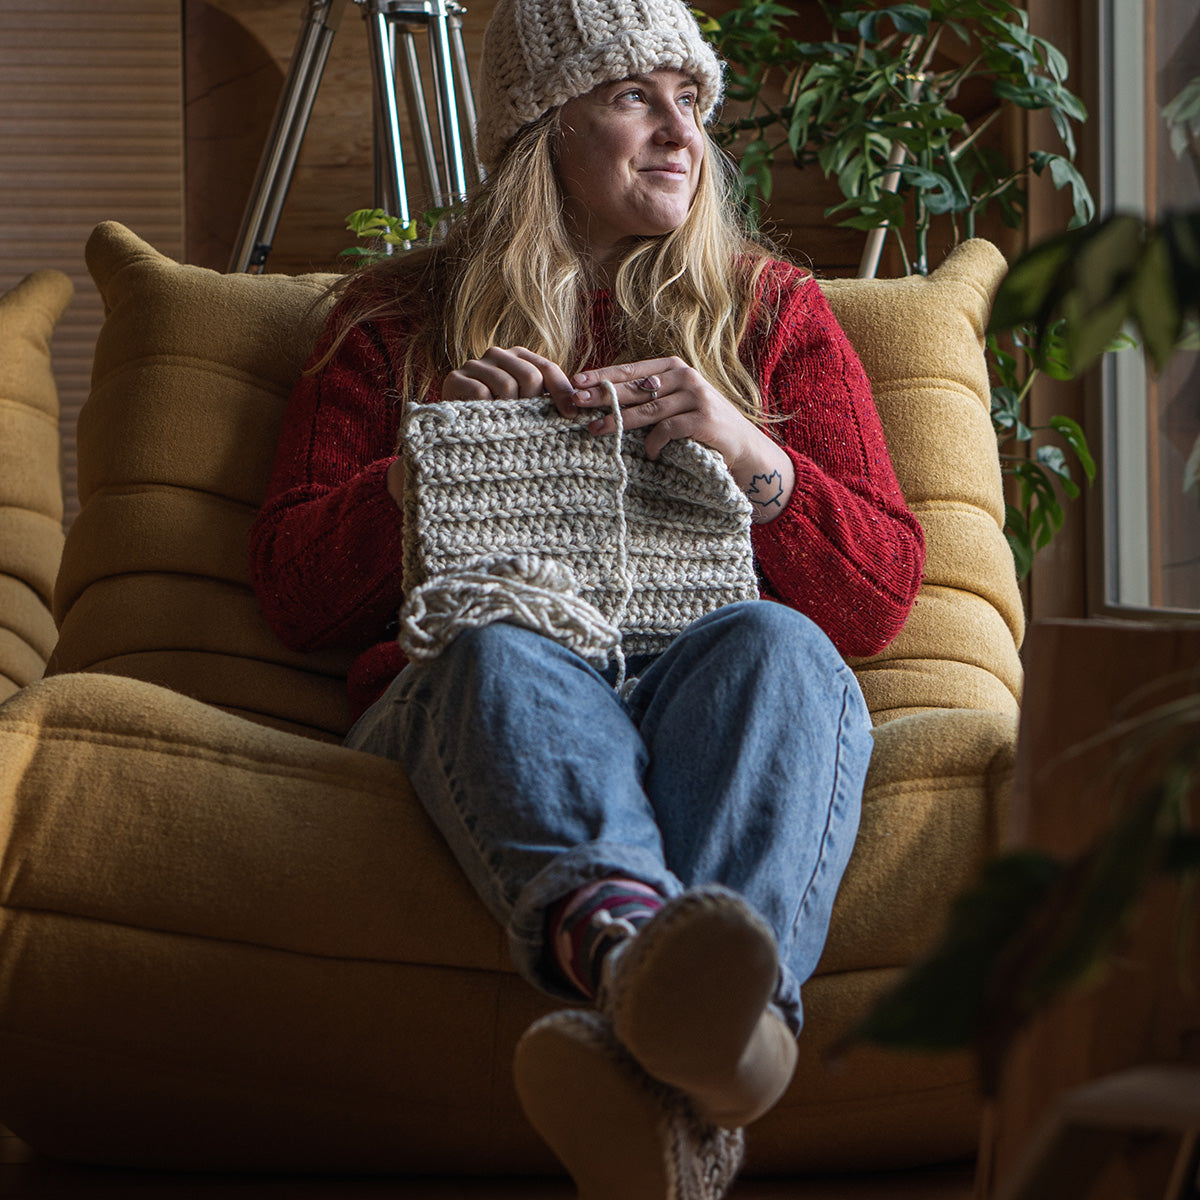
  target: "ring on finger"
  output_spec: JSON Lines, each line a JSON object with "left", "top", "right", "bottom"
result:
{"left": 636, "top": 375, "right": 662, "bottom": 400}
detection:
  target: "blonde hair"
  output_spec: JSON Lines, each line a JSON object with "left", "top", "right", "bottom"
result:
{"left": 323, "top": 106, "right": 781, "bottom": 428}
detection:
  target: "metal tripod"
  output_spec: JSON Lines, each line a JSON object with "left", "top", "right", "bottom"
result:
{"left": 229, "top": 0, "right": 482, "bottom": 272}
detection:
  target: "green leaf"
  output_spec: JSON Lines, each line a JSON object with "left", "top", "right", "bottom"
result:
{"left": 1060, "top": 214, "right": 1145, "bottom": 370}
{"left": 992, "top": 78, "right": 1046, "bottom": 111}
{"left": 1049, "top": 103, "right": 1078, "bottom": 160}
{"left": 1040, "top": 452, "right": 1080, "bottom": 500}
{"left": 1162, "top": 76, "right": 1200, "bottom": 157}
{"left": 1014, "top": 459, "right": 1065, "bottom": 547}
{"left": 990, "top": 385, "right": 1024, "bottom": 433}
{"left": 826, "top": 190, "right": 907, "bottom": 230}
{"left": 1106, "top": 330, "right": 1139, "bottom": 353}
{"left": 856, "top": 5, "right": 930, "bottom": 38}
{"left": 1128, "top": 229, "right": 1183, "bottom": 372}
{"left": 1164, "top": 210, "right": 1200, "bottom": 311}
{"left": 987, "top": 335, "right": 1020, "bottom": 388}
{"left": 841, "top": 851, "right": 1062, "bottom": 1051}
{"left": 1027, "top": 789, "right": 1172, "bottom": 1004}
{"left": 887, "top": 163, "right": 969, "bottom": 214}
{"left": 1036, "top": 36, "right": 1070, "bottom": 86}
{"left": 1004, "top": 504, "right": 1034, "bottom": 579}
{"left": 1036, "top": 319, "right": 1075, "bottom": 381}
{"left": 1030, "top": 151, "right": 1095, "bottom": 227}
{"left": 987, "top": 227, "right": 1081, "bottom": 333}
{"left": 1049, "top": 415, "right": 1097, "bottom": 482}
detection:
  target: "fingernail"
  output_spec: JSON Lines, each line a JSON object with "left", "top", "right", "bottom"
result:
{"left": 576, "top": 389, "right": 592, "bottom": 402}
{"left": 589, "top": 418, "right": 604, "bottom": 434}
{"left": 574, "top": 373, "right": 589, "bottom": 385}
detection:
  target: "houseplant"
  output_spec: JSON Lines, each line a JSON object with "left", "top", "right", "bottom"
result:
{"left": 833, "top": 206, "right": 1200, "bottom": 1098}
{"left": 700, "top": 0, "right": 1096, "bottom": 575}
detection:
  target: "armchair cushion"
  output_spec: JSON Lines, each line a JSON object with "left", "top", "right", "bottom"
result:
{"left": 827, "top": 241, "right": 1024, "bottom": 721}
{"left": 0, "top": 270, "right": 72, "bottom": 702}
{"left": 49, "top": 224, "right": 347, "bottom": 738}
{"left": 0, "top": 224, "right": 1022, "bottom": 1174}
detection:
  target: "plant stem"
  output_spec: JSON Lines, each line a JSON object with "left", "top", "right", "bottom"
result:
{"left": 1016, "top": 366, "right": 1041, "bottom": 408}
{"left": 858, "top": 33, "right": 928, "bottom": 278}
{"left": 951, "top": 107, "right": 1003, "bottom": 161}
{"left": 893, "top": 224, "right": 912, "bottom": 275}
{"left": 858, "top": 136, "right": 910, "bottom": 277}
{"left": 970, "top": 167, "right": 1024, "bottom": 210}
{"left": 915, "top": 24, "right": 943, "bottom": 75}
{"left": 940, "top": 52, "right": 986, "bottom": 105}
{"left": 915, "top": 193, "right": 929, "bottom": 275}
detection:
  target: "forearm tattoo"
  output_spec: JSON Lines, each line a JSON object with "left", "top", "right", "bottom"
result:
{"left": 746, "top": 470, "right": 785, "bottom": 523}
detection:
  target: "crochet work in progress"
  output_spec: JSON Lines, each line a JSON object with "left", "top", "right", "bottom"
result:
{"left": 398, "top": 383, "right": 758, "bottom": 684}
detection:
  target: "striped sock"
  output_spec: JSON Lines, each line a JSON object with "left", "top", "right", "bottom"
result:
{"left": 550, "top": 878, "right": 664, "bottom": 999}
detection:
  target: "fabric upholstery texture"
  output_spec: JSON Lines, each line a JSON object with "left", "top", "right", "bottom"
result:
{"left": 0, "top": 222, "right": 1021, "bottom": 1174}
{"left": 0, "top": 269, "right": 71, "bottom": 703}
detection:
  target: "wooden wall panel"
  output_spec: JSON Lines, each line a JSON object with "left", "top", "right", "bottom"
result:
{"left": 0, "top": 1, "right": 185, "bottom": 526}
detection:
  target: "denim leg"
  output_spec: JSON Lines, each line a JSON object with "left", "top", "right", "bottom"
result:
{"left": 625, "top": 601, "right": 871, "bottom": 1035}
{"left": 344, "top": 623, "right": 685, "bottom": 999}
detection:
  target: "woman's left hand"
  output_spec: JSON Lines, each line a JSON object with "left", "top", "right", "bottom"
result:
{"left": 572, "top": 357, "right": 797, "bottom": 523}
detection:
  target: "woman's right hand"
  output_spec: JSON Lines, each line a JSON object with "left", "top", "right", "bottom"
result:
{"left": 442, "top": 346, "right": 581, "bottom": 417}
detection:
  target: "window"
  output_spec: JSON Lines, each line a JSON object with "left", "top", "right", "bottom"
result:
{"left": 1100, "top": 0, "right": 1200, "bottom": 611}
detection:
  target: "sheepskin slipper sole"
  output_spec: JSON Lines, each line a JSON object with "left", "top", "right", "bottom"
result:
{"left": 513, "top": 1009, "right": 744, "bottom": 1200}
{"left": 601, "top": 885, "right": 797, "bottom": 1129}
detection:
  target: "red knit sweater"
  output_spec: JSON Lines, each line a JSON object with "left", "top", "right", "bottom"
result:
{"left": 249, "top": 259, "right": 925, "bottom": 719}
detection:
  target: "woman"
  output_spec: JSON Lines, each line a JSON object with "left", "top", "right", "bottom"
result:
{"left": 250, "top": 0, "right": 925, "bottom": 1193}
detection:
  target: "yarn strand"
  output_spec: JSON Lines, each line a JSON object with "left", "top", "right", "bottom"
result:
{"left": 602, "top": 380, "right": 632, "bottom": 691}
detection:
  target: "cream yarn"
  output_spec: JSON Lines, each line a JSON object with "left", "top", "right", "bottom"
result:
{"left": 475, "top": 0, "right": 724, "bottom": 169}
{"left": 398, "top": 382, "right": 757, "bottom": 687}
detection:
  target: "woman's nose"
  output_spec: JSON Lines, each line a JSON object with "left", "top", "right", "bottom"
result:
{"left": 654, "top": 105, "right": 697, "bottom": 146}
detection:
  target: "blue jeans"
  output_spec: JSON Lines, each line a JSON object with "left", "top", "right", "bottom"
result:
{"left": 345, "top": 600, "right": 871, "bottom": 1035}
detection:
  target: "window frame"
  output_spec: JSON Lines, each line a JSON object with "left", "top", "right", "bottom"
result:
{"left": 1087, "top": 0, "right": 1200, "bottom": 621}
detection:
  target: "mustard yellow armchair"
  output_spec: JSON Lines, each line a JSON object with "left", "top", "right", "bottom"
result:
{"left": 0, "top": 223, "right": 1021, "bottom": 1175}
{"left": 0, "top": 269, "right": 71, "bottom": 704}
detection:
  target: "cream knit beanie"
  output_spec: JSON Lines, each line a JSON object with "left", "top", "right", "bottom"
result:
{"left": 476, "top": 0, "right": 724, "bottom": 170}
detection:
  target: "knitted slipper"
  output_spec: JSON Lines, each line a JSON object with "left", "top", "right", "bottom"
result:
{"left": 514, "top": 1009, "right": 744, "bottom": 1200}
{"left": 599, "top": 884, "right": 798, "bottom": 1129}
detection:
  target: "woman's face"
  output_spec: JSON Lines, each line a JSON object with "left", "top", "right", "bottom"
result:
{"left": 556, "top": 68, "right": 704, "bottom": 266}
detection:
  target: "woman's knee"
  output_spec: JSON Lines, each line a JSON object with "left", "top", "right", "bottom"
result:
{"left": 436, "top": 620, "right": 561, "bottom": 673}
{"left": 690, "top": 601, "right": 837, "bottom": 668}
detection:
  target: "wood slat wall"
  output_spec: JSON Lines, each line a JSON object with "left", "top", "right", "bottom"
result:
{"left": 0, "top": 1, "right": 185, "bottom": 526}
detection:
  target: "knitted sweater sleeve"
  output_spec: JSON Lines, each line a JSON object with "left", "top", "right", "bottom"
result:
{"left": 248, "top": 308, "right": 408, "bottom": 653}
{"left": 748, "top": 265, "right": 925, "bottom": 657}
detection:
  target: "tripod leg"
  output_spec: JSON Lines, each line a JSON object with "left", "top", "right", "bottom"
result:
{"left": 397, "top": 26, "right": 442, "bottom": 208}
{"left": 228, "top": 0, "right": 347, "bottom": 272}
{"left": 365, "top": 10, "right": 413, "bottom": 225}
{"left": 426, "top": 4, "right": 469, "bottom": 201}
{"left": 449, "top": 10, "right": 484, "bottom": 183}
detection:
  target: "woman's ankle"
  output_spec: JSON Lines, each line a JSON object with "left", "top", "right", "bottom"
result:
{"left": 549, "top": 877, "right": 664, "bottom": 998}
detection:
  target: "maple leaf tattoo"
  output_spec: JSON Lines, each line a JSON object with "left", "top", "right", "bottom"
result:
{"left": 746, "top": 470, "right": 785, "bottom": 518}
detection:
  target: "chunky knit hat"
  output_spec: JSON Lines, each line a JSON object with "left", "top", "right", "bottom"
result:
{"left": 476, "top": 0, "right": 724, "bottom": 170}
